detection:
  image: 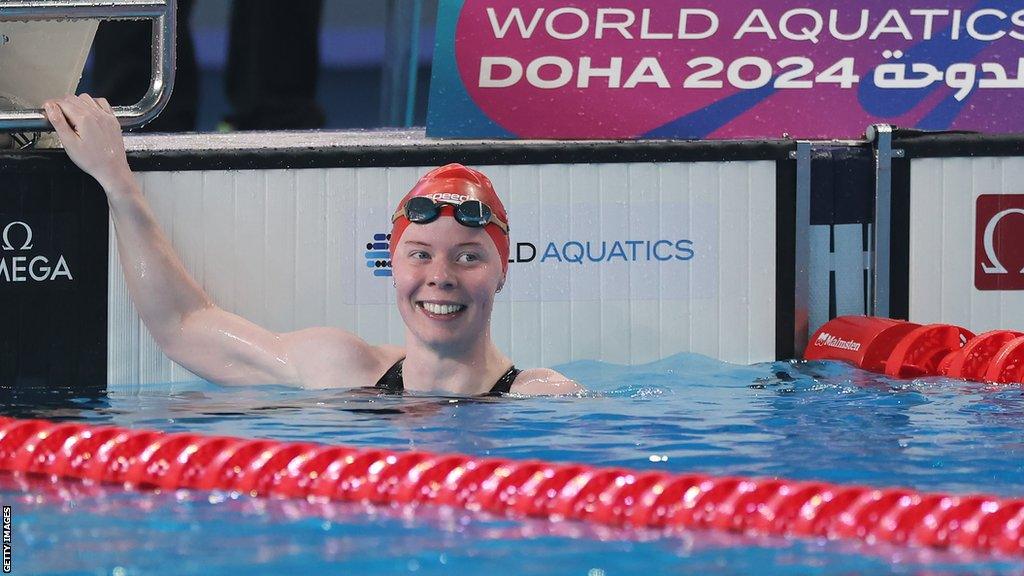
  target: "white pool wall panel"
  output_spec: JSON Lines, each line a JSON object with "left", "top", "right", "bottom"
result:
{"left": 833, "top": 224, "right": 867, "bottom": 318}
{"left": 909, "top": 156, "right": 1024, "bottom": 331}
{"left": 808, "top": 225, "right": 831, "bottom": 337}
{"left": 807, "top": 223, "right": 870, "bottom": 336}
{"left": 108, "top": 161, "right": 777, "bottom": 389}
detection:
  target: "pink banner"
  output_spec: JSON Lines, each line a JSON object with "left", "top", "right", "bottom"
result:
{"left": 427, "top": 1, "right": 1024, "bottom": 139}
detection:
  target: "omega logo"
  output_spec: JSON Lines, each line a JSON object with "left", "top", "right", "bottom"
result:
{"left": 975, "top": 195, "right": 1024, "bottom": 291}
{"left": 1, "top": 221, "right": 33, "bottom": 251}
{"left": 981, "top": 208, "right": 1024, "bottom": 275}
{"left": 0, "top": 220, "right": 73, "bottom": 283}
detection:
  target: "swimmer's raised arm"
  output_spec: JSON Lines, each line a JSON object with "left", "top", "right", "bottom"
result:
{"left": 44, "top": 95, "right": 385, "bottom": 388}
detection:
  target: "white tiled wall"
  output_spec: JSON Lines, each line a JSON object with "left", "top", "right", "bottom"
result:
{"left": 909, "top": 156, "right": 1024, "bottom": 331}
{"left": 108, "top": 161, "right": 778, "bottom": 388}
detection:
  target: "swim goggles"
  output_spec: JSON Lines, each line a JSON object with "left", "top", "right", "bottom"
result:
{"left": 392, "top": 197, "right": 509, "bottom": 234}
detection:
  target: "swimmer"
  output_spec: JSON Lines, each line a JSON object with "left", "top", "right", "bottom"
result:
{"left": 43, "top": 94, "right": 583, "bottom": 396}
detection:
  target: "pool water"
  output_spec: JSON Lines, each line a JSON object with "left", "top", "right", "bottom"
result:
{"left": 5, "top": 354, "right": 1024, "bottom": 575}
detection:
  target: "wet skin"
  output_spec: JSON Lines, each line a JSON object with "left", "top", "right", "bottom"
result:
{"left": 392, "top": 217, "right": 504, "bottom": 356}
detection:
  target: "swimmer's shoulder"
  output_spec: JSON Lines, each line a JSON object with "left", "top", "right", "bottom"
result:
{"left": 510, "top": 368, "right": 585, "bottom": 396}
{"left": 281, "top": 327, "right": 403, "bottom": 389}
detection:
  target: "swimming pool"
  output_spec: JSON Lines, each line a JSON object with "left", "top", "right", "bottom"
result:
{"left": 5, "top": 353, "right": 1024, "bottom": 575}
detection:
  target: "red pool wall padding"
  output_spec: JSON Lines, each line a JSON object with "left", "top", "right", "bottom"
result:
{"left": 806, "top": 316, "right": 1024, "bottom": 383}
{"left": 0, "top": 417, "right": 1022, "bottom": 554}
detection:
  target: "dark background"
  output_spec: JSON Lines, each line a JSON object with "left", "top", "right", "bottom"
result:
{"left": 80, "top": 0, "right": 439, "bottom": 130}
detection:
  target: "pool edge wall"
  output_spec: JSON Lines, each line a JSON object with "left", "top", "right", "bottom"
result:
{"left": 0, "top": 152, "right": 108, "bottom": 397}
{"left": 895, "top": 133, "right": 1024, "bottom": 335}
{"left": 4, "top": 130, "right": 1024, "bottom": 397}
{"left": 101, "top": 133, "right": 796, "bottom": 389}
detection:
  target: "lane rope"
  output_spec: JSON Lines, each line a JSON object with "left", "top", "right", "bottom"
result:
{"left": 0, "top": 416, "right": 1021, "bottom": 554}
{"left": 805, "top": 316, "right": 1024, "bottom": 383}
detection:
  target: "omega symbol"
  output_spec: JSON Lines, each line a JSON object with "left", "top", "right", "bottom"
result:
{"left": 1, "top": 221, "right": 33, "bottom": 251}
{"left": 980, "top": 208, "right": 1024, "bottom": 275}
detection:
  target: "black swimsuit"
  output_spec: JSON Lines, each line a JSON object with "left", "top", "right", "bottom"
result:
{"left": 374, "top": 358, "right": 521, "bottom": 396}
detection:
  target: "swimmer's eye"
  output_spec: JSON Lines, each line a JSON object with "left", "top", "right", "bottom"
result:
{"left": 408, "top": 250, "right": 431, "bottom": 260}
{"left": 456, "top": 252, "right": 483, "bottom": 264}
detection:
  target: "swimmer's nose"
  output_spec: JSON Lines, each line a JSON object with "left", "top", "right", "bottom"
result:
{"left": 426, "top": 260, "right": 457, "bottom": 289}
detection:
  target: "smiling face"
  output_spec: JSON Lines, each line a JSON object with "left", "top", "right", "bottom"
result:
{"left": 392, "top": 216, "right": 505, "bottom": 352}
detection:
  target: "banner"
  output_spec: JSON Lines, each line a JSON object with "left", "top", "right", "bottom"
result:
{"left": 426, "top": 1, "right": 1024, "bottom": 139}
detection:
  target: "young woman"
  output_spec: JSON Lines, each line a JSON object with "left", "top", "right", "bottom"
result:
{"left": 43, "top": 94, "right": 581, "bottom": 396}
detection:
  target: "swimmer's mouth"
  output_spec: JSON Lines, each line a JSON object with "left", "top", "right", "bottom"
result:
{"left": 417, "top": 301, "right": 467, "bottom": 316}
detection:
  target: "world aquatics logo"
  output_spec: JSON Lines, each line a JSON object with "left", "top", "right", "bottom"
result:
{"left": 366, "top": 233, "right": 392, "bottom": 277}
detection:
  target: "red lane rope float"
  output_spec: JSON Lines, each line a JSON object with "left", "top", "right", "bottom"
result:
{"left": 946, "top": 330, "right": 1023, "bottom": 380}
{"left": 985, "top": 335, "right": 1024, "bottom": 384}
{"left": 0, "top": 417, "right": 1022, "bottom": 555}
{"left": 806, "top": 316, "right": 1024, "bottom": 384}
{"left": 882, "top": 324, "right": 975, "bottom": 379}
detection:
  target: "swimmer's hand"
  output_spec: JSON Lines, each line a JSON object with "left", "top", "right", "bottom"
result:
{"left": 43, "top": 95, "right": 132, "bottom": 191}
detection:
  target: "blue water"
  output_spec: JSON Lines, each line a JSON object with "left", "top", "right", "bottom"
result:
{"left": 5, "top": 354, "right": 1024, "bottom": 575}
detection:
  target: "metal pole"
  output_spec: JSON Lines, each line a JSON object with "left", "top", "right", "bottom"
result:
{"left": 380, "top": 0, "right": 421, "bottom": 127}
{"left": 868, "top": 124, "right": 893, "bottom": 318}
{"left": 403, "top": 0, "right": 422, "bottom": 127}
{"left": 0, "top": 0, "right": 168, "bottom": 20}
{"left": 0, "top": 0, "right": 175, "bottom": 131}
{"left": 794, "top": 141, "right": 812, "bottom": 356}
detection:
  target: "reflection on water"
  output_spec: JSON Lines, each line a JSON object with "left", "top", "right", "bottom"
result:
{"left": 0, "top": 384, "right": 108, "bottom": 421}
{"left": 3, "top": 353, "right": 1024, "bottom": 575}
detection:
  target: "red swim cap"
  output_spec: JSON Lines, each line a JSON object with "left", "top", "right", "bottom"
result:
{"left": 390, "top": 164, "right": 510, "bottom": 274}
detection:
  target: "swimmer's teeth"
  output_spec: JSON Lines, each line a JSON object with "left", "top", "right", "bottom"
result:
{"left": 422, "top": 302, "right": 463, "bottom": 315}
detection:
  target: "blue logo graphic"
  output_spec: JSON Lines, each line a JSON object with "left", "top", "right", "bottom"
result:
{"left": 365, "top": 233, "right": 392, "bottom": 277}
